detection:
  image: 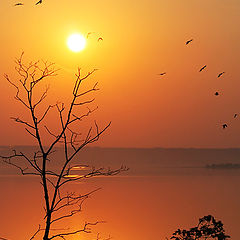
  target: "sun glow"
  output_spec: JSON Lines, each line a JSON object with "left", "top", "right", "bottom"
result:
{"left": 67, "top": 33, "right": 86, "bottom": 52}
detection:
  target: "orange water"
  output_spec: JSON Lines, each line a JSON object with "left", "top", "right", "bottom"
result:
{"left": 0, "top": 173, "right": 239, "bottom": 240}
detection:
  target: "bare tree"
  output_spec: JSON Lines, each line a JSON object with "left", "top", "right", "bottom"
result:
{"left": 1, "top": 53, "right": 127, "bottom": 240}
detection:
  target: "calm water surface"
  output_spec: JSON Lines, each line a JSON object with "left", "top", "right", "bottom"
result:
{"left": 0, "top": 147, "right": 239, "bottom": 239}
{"left": 0, "top": 172, "right": 239, "bottom": 240}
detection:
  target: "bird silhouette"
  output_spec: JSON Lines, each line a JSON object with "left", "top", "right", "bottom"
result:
{"left": 86, "top": 32, "right": 94, "bottom": 38}
{"left": 222, "top": 124, "right": 228, "bottom": 129}
{"left": 215, "top": 91, "right": 219, "bottom": 96}
{"left": 14, "top": 2, "right": 23, "bottom": 6}
{"left": 186, "top": 39, "right": 193, "bottom": 45}
{"left": 158, "top": 72, "right": 166, "bottom": 76}
{"left": 35, "top": 0, "right": 43, "bottom": 5}
{"left": 199, "top": 65, "right": 207, "bottom": 72}
{"left": 98, "top": 37, "right": 103, "bottom": 41}
{"left": 217, "top": 72, "right": 225, "bottom": 78}
{"left": 234, "top": 114, "right": 238, "bottom": 118}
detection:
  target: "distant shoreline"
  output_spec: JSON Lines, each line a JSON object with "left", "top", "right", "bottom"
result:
{"left": 1, "top": 145, "right": 240, "bottom": 150}
{"left": 205, "top": 163, "right": 240, "bottom": 169}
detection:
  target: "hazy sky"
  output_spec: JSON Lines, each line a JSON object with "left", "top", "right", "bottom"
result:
{"left": 0, "top": 0, "right": 240, "bottom": 148}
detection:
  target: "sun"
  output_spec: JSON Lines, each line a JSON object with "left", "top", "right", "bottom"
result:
{"left": 67, "top": 33, "right": 86, "bottom": 52}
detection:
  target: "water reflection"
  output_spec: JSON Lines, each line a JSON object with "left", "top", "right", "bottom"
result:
{"left": 64, "top": 174, "right": 83, "bottom": 178}
{"left": 70, "top": 165, "right": 89, "bottom": 170}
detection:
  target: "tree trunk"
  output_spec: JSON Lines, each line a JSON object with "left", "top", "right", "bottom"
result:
{"left": 43, "top": 214, "right": 51, "bottom": 240}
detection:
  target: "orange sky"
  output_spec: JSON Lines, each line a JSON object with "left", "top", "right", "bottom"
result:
{"left": 1, "top": 0, "right": 240, "bottom": 148}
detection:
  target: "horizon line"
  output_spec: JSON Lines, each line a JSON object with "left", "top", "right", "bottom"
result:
{"left": 1, "top": 145, "right": 240, "bottom": 150}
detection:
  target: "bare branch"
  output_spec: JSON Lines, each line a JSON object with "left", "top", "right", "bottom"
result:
{"left": 33, "top": 85, "right": 50, "bottom": 109}
{"left": 37, "top": 104, "right": 55, "bottom": 124}
{"left": 53, "top": 188, "right": 101, "bottom": 213}
{"left": 25, "top": 127, "right": 37, "bottom": 138}
{"left": 44, "top": 125, "right": 59, "bottom": 139}
{"left": 73, "top": 98, "right": 95, "bottom": 106}
{"left": 69, "top": 106, "right": 98, "bottom": 124}
{"left": 3, "top": 56, "right": 127, "bottom": 240}
{"left": 4, "top": 74, "right": 30, "bottom": 109}
{"left": 60, "top": 165, "right": 128, "bottom": 187}
{"left": 30, "top": 224, "right": 43, "bottom": 240}
{"left": 3, "top": 158, "right": 39, "bottom": 176}
{"left": 10, "top": 117, "right": 35, "bottom": 129}
{"left": 49, "top": 221, "right": 105, "bottom": 240}
{"left": 76, "top": 82, "right": 99, "bottom": 98}
{"left": 29, "top": 225, "right": 70, "bottom": 240}
{"left": 1, "top": 150, "right": 42, "bottom": 175}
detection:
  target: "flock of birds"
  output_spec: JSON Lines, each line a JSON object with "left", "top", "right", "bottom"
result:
{"left": 87, "top": 32, "right": 103, "bottom": 42}
{"left": 158, "top": 39, "right": 237, "bottom": 130}
{"left": 11, "top": 4, "right": 235, "bottom": 130}
{"left": 14, "top": 0, "right": 42, "bottom": 6}
{"left": 13, "top": 5, "right": 105, "bottom": 42}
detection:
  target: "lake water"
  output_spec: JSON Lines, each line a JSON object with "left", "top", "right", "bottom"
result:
{"left": 0, "top": 147, "right": 239, "bottom": 239}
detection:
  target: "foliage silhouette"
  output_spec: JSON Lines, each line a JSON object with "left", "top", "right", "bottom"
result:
{"left": 170, "top": 215, "right": 230, "bottom": 240}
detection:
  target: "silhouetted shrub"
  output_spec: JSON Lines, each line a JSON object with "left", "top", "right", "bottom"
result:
{"left": 170, "top": 215, "right": 230, "bottom": 240}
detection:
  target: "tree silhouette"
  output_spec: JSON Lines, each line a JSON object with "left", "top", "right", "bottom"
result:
{"left": 1, "top": 53, "right": 127, "bottom": 240}
{"left": 170, "top": 215, "right": 230, "bottom": 240}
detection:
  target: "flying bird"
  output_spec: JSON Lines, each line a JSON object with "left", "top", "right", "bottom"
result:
{"left": 35, "top": 0, "right": 43, "bottom": 5}
{"left": 215, "top": 91, "right": 219, "bottom": 96}
{"left": 186, "top": 39, "right": 193, "bottom": 45}
{"left": 98, "top": 37, "right": 103, "bottom": 41}
{"left": 158, "top": 72, "right": 166, "bottom": 76}
{"left": 86, "top": 32, "right": 94, "bottom": 38}
{"left": 217, "top": 72, "right": 225, "bottom": 78}
{"left": 199, "top": 65, "right": 207, "bottom": 72}
{"left": 14, "top": 2, "right": 24, "bottom": 6}
{"left": 222, "top": 124, "right": 228, "bottom": 129}
{"left": 234, "top": 113, "right": 238, "bottom": 118}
